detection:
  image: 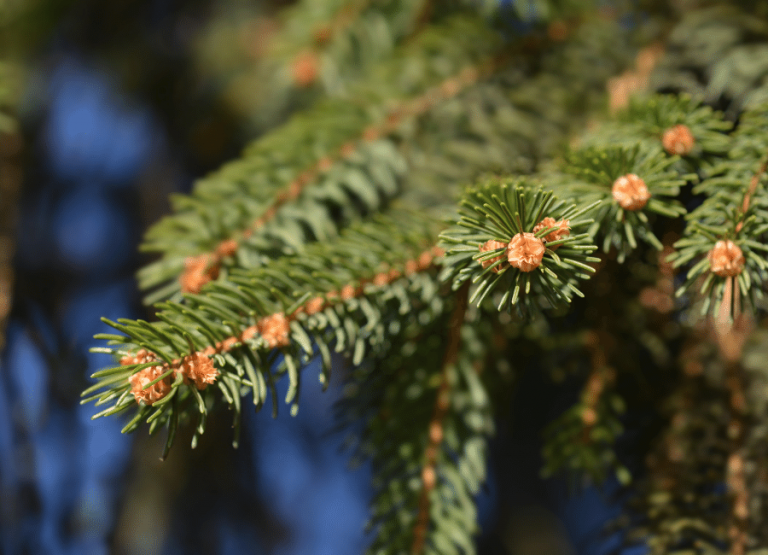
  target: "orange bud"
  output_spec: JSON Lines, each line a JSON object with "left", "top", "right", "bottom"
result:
{"left": 533, "top": 217, "right": 570, "bottom": 249}
{"left": 506, "top": 233, "right": 546, "bottom": 272}
{"left": 662, "top": 124, "right": 695, "bottom": 156}
{"left": 478, "top": 240, "right": 507, "bottom": 272}
{"left": 708, "top": 240, "right": 745, "bottom": 277}
{"left": 612, "top": 173, "right": 651, "bottom": 211}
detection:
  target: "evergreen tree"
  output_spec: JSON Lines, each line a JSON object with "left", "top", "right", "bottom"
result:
{"left": 76, "top": 1, "right": 768, "bottom": 552}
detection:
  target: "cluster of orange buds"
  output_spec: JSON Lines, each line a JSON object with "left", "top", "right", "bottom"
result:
{"left": 123, "top": 349, "right": 169, "bottom": 405}
{"left": 180, "top": 254, "right": 219, "bottom": 294}
{"left": 128, "top": 366, "right": 172, "bottom": 406}
{"left": 215, "top": 239, "right": 238, "bottom": 258}
{"left": 123, "top": 348, "right": 219, "bottom": 405}
{"left": 178, "top": 352, "right": 219, "bottom": 390}
{"left": 478, "top": 218, "right": 570, "bottom": 274}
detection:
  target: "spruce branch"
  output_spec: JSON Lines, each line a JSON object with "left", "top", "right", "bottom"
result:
{"left": 440, "top": 179, "right": 600, "bottom": 315}
{"left": 139, "top": 9, "right": 634, "bottom": 306}
{"left": 337, "top": 286, "right": 493, "bottom": 555}
{"left": 411, "top": 283, "right": 469, "bottom": 555}
{"left": 542, "top": 330, "right": 630, "bottom": 488}
{"left": 198, "top": 0, "right": 435, "bottom": 127}
{"left": 85, "top": 210, "right": 448, "bottom": 450}
{"left": 557, "top": 143, "right": 688, "bottom": 260}
{"left": 73, "top": 3, "right": 768, "bottom": 553}
{"left": 587, "top": 93, "right": 733, "bottom": 159}
{"left": 87, "top": 6, "right": 640, "bottom": 460}
{"left": 670, "top": 102, "right": 768, "bottom": 318}
{"left": 138, "top": 14, "right": 506, "bottom": 302}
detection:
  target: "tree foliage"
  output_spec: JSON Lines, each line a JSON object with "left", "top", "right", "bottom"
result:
{"left": 81, "top": 1, "right": 768, "bottom": 552}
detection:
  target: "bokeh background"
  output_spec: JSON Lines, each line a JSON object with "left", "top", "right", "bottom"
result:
{"left": 0, "top": 1, "right": 636, "bottom": 553}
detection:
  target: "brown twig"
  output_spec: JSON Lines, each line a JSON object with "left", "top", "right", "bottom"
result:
{"left": 708, "top": 146, "right": 768, "bottom": 555}
{"left": 737, "top": 153, "right": 768, "bottom": 231}
{"left": 411, "top": 283, "right": 469, "bottom": 554}
{"left": 713, "top": 279, "right": 752, "bottom": 555}
{"left": 0, "top": 129, "right": 21, "bottom": 353}
{"left": 580, "top": 330, "right": 616, "bottom": 435}
{"left": 133, "top": 245, "right": 445, "bottom": 404}
{"left": 311, "top": 0, "right": 371, "bottom": 48}
{"left": 606, "top": 42, "right": 664, "bottom": 115}
{"left": 179, "top": 57, "right": 501, "bottom": 293}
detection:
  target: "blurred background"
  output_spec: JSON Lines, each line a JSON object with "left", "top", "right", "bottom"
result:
{"left": 0, "top": 1, "right": 633, "bottom": 553}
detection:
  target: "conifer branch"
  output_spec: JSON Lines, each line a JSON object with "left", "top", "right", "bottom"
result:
{"left": 713, "top": 280, "right": 753, "bottom": 554}
{"left": 138, "top": 15, "right": 506, "bottom": 302}
{"left": 0, "top": 61, "right": 19, "bottom": 352}
{"left": 411, "top": 283, "right": 469, "bottom": 554}
{"left": 173, "top": 56, "right": 499, "bottom": 296}
{"left": 140, "top": 9, "right": 630, "bottom": 306}
{"left": 670, "top": 102, "right": 768, "bottom": 317}
{"left": 76, "top": 3, "right": 768, "bottom": 552}
{"left": 542, "top": 329, "right": 629, "bottom": 487}
{"left": 338, "top": 291, "right": 492, "bottom": 555}
{"left": 203, "top": 0, "right": 438, "bottom": 126}
{"left": 86, "top": 210, "right": 450, "bottom": 449}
